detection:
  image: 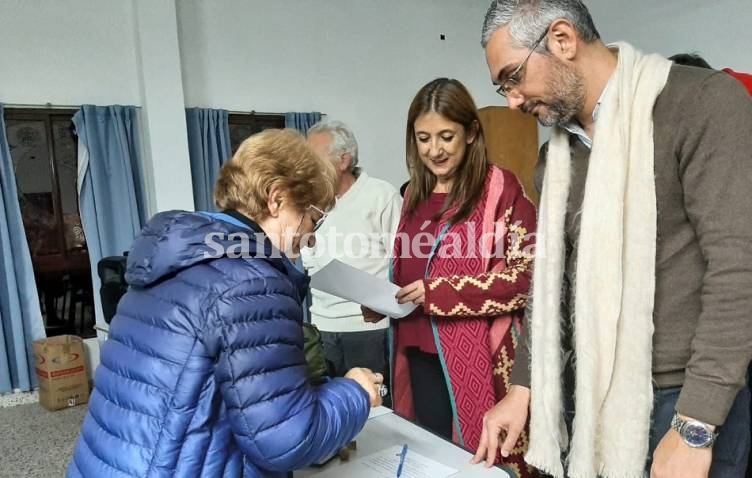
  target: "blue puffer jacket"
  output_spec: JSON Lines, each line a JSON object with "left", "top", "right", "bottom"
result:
{"left": 68, "top": 211, "right": 370, "bottom": 478}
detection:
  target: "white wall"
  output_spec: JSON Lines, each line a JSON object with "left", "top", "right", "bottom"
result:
{"left": 177, "top": 0, "right": 500, "bottom": 188}
{"left": 589, "top": 0, "right": 752, "bottom": 72}
{"left": 0, "top": 0, "right": 140, "bottom": 106}
{"left": 133, "top": 0, "right": 193, "bottom": 213}
{"left": 178, "top": 0, "right": 752, "bottom": 188}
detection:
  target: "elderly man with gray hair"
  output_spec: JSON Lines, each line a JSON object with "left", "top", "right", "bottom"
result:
{"left": 473, "top": 1, "right": 752, "bottom": 478}
{"left": 301, "top": 119, "right": 402, "bottom": 389}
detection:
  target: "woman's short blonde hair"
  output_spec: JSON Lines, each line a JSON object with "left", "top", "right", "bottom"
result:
{"left": 214, "top": 128, "right": 337, "bottom": 219}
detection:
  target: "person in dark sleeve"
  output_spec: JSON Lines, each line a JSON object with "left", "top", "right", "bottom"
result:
{"left": 475, "top": 2, "right": 752, "bottom": 477}
{"left": 669, "top": 50, "right": 752, "bottom": 478}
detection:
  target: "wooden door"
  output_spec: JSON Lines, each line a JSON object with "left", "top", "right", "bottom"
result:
{"left": 477, "top": 106, "right": 539, "bottom": 205}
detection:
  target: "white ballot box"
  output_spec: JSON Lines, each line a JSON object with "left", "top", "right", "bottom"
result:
{"left": 295, "top": 408, "right": 512, "bottom": 478}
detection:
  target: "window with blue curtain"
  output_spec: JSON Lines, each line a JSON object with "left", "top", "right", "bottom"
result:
{"left": 186, "top": 108, "right": 232, "bottom": 212}
{"left": 0, "top": 104, "right": 46, "bottom": 393}
{"left": 6, "top": 107, "right": 96, "bottom": 339}
{"left": 284, "top": 112, "right": 322, "bottom": 320}
{"left": 285, "top": 112, "right": 322, "bottom": 135}
{"left": 73, "top": 105, "right": 146, "bottom": 331}
{"left": 227, "top": 113, "right": 285, "bottom": 154}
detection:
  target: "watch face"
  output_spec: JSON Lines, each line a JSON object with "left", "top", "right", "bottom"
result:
{"left": 683, "top": 423, "right": 713, "bottom": 447}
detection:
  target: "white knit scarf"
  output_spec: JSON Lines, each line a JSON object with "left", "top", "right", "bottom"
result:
{"left": 525, "top": 43, "right": 672, "bottom": 478}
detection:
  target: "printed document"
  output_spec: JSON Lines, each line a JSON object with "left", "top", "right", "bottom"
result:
{"left": 310, "top": 260, "right": 417, "bottom": 318}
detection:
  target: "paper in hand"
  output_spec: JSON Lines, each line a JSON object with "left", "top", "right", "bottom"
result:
{"left": 309, "top": 259, "right": 417, "bottom": 319}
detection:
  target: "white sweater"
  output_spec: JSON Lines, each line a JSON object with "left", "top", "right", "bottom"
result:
{"left": 301, "top": 171, "right": 402, "bottom": 332}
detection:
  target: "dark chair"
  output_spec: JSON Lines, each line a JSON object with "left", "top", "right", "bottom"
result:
{"left": 39, "top": 272, "right": 75, "bottom": 337}
{"left": 98, "top": 255, "right": 128, "bottom": 324}
{"left": 63, "top": 271, "right": 95, "bottom": 335}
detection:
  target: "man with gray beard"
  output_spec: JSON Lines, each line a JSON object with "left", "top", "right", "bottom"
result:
{"left": 472, "top": 1, "right": 752, "bottom": 478}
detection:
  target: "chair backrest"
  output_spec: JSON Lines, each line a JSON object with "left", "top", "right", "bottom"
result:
{"left": 97, "top": 256, "right": 128, "bottom": 324}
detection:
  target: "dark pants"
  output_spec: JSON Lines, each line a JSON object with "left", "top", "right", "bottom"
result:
{"left": 647, "top": 386, "right": 751, "bottom": 477}
{"left": 321, "top": 329, "right": 387, "bottom": 377}
{"left": 406, "top": 347, "right": 453, "bottom": 439}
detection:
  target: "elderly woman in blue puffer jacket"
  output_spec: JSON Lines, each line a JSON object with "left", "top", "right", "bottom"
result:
{"left": 67, "top": 129, "right": 383, "bottom": 478}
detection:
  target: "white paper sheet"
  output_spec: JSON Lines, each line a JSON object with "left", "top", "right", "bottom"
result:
{"left": 309, "top": 259, "right": 417, "bottom": 318}
{"left": 313, "top": 445, "right": 458, "bottom": 478}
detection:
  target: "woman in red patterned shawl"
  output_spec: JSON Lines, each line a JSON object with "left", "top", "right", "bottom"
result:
{"left": 368, "top": 78, "right": 537, "bottom": 477}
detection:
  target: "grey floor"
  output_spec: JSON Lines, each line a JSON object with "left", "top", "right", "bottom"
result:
{"left": 0, "top": 403, "right": 86, "bottom": 477}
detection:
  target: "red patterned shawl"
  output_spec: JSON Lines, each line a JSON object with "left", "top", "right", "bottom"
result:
{"left": 391, "top": 166, "right": 537, "bottom": 477}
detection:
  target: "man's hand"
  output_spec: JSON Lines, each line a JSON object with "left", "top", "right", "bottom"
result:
{"left": 361, "top": 306, "right": 386, "bottom": 323}
{"left": 396, "top": 279, "right": 426, "bottom": 306}
{"left": 471, "top": 385, "right": 531, "bottom": 468}
{"left": 650, "top": 425, "right": 712, "bottom": 478}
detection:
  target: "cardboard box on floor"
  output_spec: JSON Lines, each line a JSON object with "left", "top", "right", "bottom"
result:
{"left": 33, "top": 335, "right": 90, "bottom": 411}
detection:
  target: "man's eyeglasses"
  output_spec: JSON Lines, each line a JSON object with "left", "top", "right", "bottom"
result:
{"left": 496, "top": 27, "right": 549, "bottom": 98}
{"left": 308, "top": 204, "right": 328, "bottom": 232}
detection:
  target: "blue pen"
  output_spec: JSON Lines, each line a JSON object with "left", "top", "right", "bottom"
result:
{"left": 396, "top": 443, "right": 408, "bottom": 477}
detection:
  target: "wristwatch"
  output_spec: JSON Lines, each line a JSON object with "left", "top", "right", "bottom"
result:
{"left": 670, "top": 413, "right": 718, "bottom": 448}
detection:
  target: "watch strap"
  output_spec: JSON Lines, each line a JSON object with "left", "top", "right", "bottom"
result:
{"left": 671, "top": 413, "right": 718, "bottom": 448}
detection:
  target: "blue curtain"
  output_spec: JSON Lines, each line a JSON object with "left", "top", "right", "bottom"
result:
{"left": 0, "top": 104, "right": 46, "bottom": 393}
{"left": 186, "top": 108, "right": 232, "bottom": 211}
{"left": 73, "top": 105, "right": 146, "bottom": 329}
{"left": 285, "top": 112, "right": 322, "bottom": 135}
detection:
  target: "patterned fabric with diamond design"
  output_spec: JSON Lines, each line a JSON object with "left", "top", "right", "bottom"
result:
{"left": 391, "top": 167, "right": 537, "bottom": 477}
